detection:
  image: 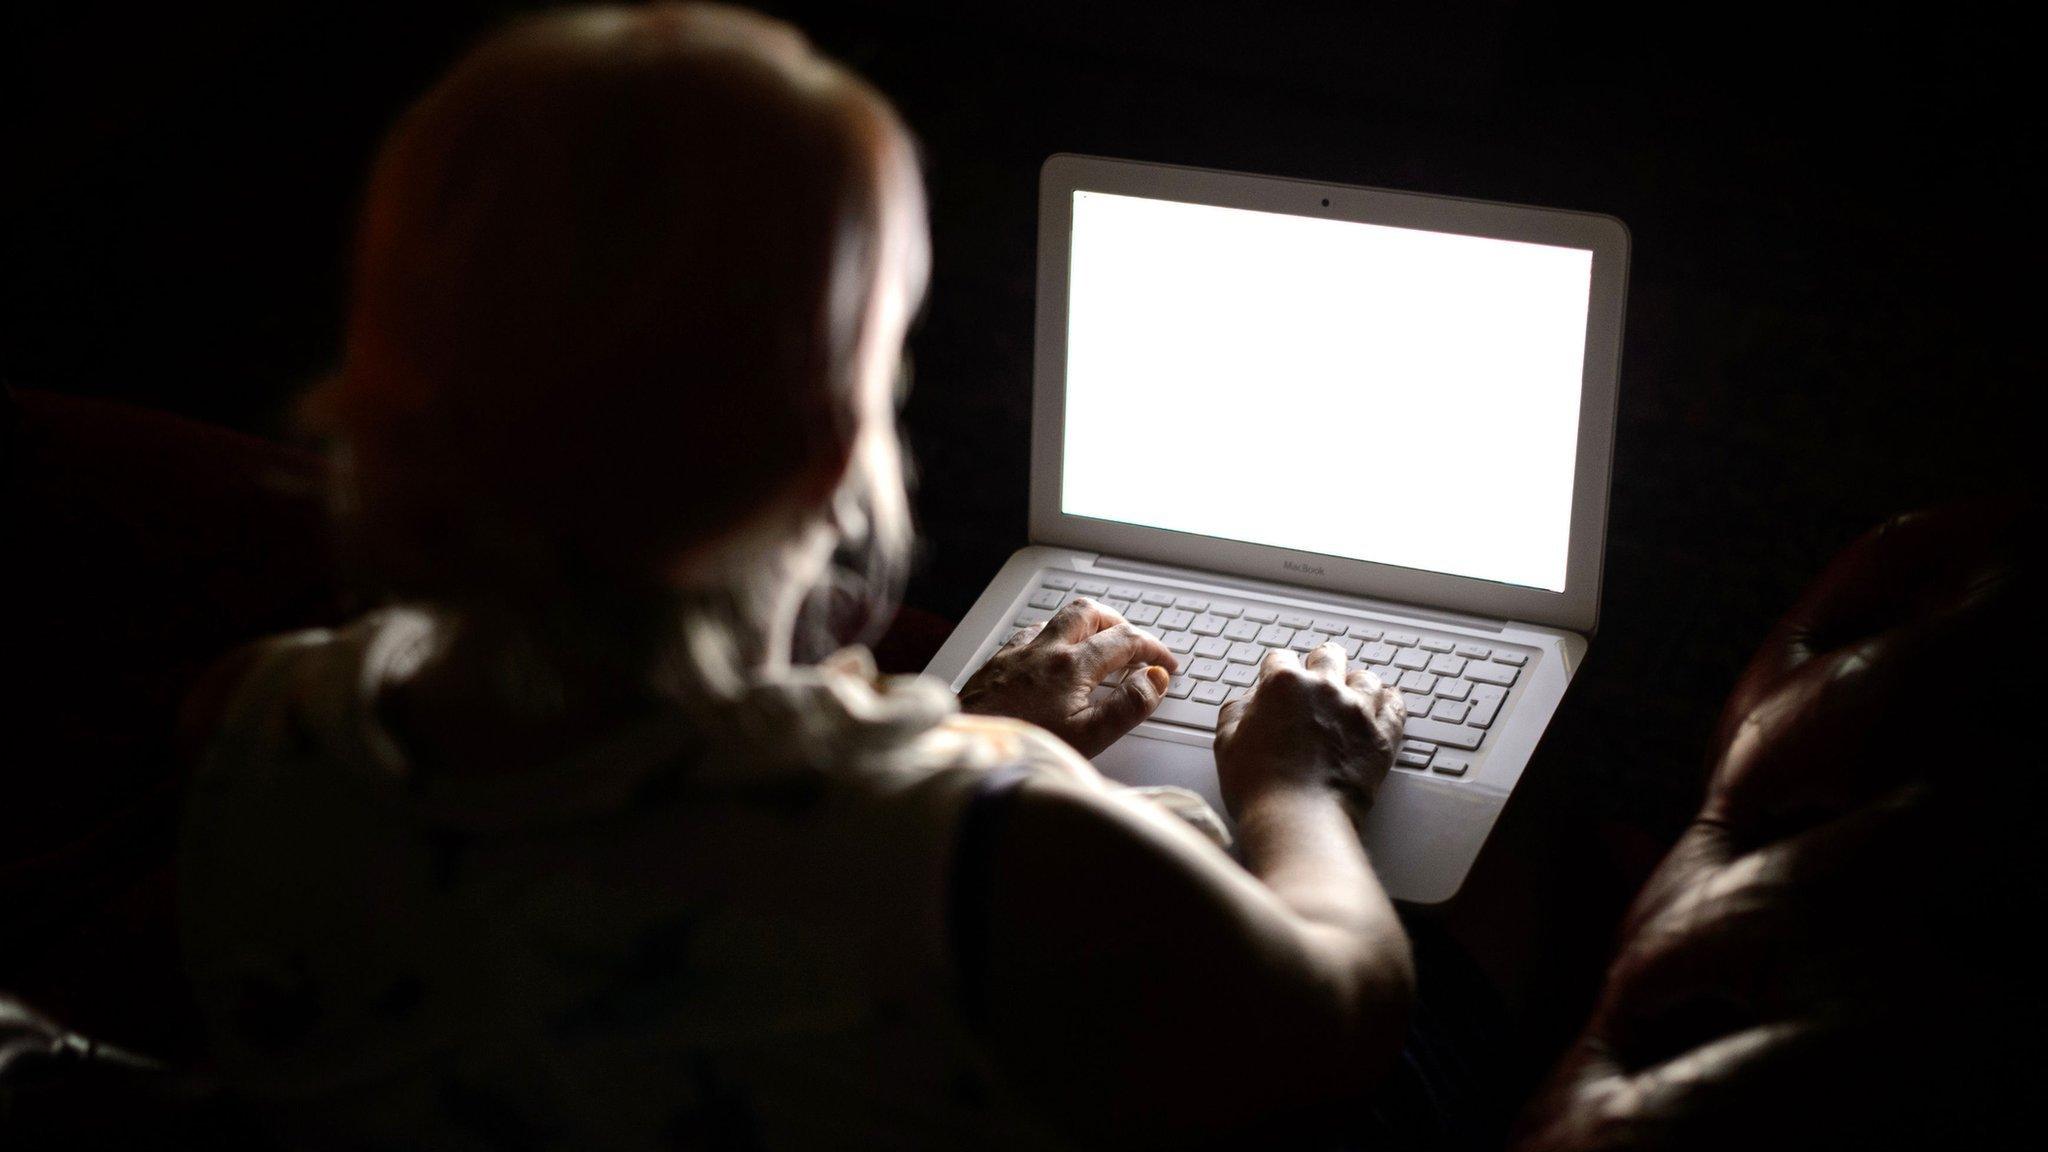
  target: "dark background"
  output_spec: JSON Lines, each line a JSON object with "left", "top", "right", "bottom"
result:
{"left": 8, "top": 2, "right": 2029, "bottom": 871}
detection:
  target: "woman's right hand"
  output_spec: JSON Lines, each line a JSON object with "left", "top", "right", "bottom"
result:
{"left": 958, "top": 596, "right": 1180, "bottom": 758}
{"left": 1213, "top": 643, "right": 1405, "bottom": 818}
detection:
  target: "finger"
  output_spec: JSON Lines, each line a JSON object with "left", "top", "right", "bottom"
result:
{"left": 1302, "top": 641, "right": 1346, "bottom": 679}
{"left": 1074, "top": 621, "right": 1178, "bottom": 677}
{"left": 1037, "top": 596, "right": 1124, "bottom": 645}
{"left": 1376, "top": 681, "right": 1406, "bottom": 718}
{"left": 1375, "top": 685, "right": 1408, "bottom": 743}
{"left": 1001, "top": 621, "right": 1046, "bottom": 651}
{"left": 1343, "top": 664, "right": 1392, "bottom": 701}
{"left": 1071, "top": 664, "right": 1169, "bottom": 754}
{"left": 1216, "top": 694, "right": 1246, "bottom": 740}
{"left": 1258, "top": 648, "right": 1302, "bottom": 682}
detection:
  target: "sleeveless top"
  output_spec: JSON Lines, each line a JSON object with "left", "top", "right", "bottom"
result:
{"left": 179, "top": 609, "right": 1227, "bottom": 1150}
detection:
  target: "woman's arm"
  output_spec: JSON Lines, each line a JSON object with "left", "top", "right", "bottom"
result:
{"left": 974, "top": 645, "right": 1413, "bottom": 1147}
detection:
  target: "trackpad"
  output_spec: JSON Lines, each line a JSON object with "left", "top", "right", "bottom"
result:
{"left": 1091, "top": 730, "right": 1228, "bottom": 821}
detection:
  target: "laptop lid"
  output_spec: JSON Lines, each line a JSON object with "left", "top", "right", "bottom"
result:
{"left": 1028, "top": 154, "right": 1629, "bottom": 635}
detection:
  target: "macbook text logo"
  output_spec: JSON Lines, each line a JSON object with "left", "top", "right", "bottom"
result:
{"left": 1283, "top": 559, "right": 1325, "bottom": 576}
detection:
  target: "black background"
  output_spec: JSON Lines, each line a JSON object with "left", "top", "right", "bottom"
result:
{"left": 8, "top": 0, "right": 2031, "bottom": 854}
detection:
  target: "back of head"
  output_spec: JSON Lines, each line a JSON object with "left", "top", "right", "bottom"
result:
{"left": 310, "top": 3, "right": 926, "bottom": 606}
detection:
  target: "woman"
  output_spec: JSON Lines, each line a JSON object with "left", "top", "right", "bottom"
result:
{"left": 180, "top": 5, "right": 1416, "bottom": 1147}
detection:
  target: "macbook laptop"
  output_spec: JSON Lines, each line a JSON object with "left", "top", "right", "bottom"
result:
{"left": 926, "top": 154, "right": 1629, "bottom": 903}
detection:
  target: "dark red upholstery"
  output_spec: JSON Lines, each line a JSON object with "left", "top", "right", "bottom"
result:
{"left": 1512, "top": 503, "right": 2038, "bottom": 1150}
{"left": 2, "top": 388, "right": 347, "bottom": 1055}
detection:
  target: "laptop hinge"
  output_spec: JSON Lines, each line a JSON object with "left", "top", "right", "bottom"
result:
{"left": 1090, "top": 554, "right": 1507, "bottom": 634}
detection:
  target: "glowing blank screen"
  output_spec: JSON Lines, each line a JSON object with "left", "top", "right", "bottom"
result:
{"left": 1061, "top": 191, "right": 1594, "bottom": 593}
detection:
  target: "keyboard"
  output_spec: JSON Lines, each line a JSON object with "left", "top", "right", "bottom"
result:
{"left": 998, "top": 572, "right": 1534, "bottom": 779}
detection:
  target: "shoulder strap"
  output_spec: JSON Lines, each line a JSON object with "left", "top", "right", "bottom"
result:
{"left": 945, "top": 762, "right": 1038, "bottom": 1033}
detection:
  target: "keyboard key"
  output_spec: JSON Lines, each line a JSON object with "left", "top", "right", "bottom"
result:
{"left": 1138, "top": 625, "right": 1164, "bottom": 640}
{"left": 1102, "top": 598, "right": 1133, "bottom": 614}
{"left": 1430, "top": 699, "right": 1472, "bottom": 724}
{"left": 1386, "top": 631, "right": 1421, "bottom": 647}
{"left": 1454, "top": 643, "right": 1491, "bottom": 659}
{"left": 1043, "top": 575, "right": 1076, "bottom": 590}
{"left": 1402, "top": 692, "right": 1433, "bottom": 714}
{"left": 1074, "top": 580, "right": 1109, "bottom": 596}
{"left": 1141, "top": 590, "right": 1176, "bottom": 606}
{"left": 1312, "top": 618, "right": 1347, "bottom": 634}
{"left": 1223, "top": 619, "right": 1261, "bottom": 642}
{"left": 1163, "top": 630, "right": 1196, "bottom": 653}
{"left": 1109, "top": 585, "right": 1143, "bottom": 601}
{"left": 1468, "top": 685, "right": 1506, "bottom": 727}
{"left": 1256, "top": 624, "right": 1295, "bottom": 647}
{"left": 1338, "top": 636, "right": 1364, "bottom": 659}
{"left": 1192, "top": 681, "right": 1230, "bottom": 704}
{"left": 1165, "top": 676, "right": 1194, "bottom": 699}
{"left": 1399, "top": 670, "right": 1438, "bottom": 694}
{"left": 1176, "top": 596, "right": 1211, "bottom": 612}
{"left": 1209, "top": 602, "right": 1243, "bottom": 618}
{"left": 1158, "top": 608, "right": 1195, "bottom": 631}
{"left": 1393, "top": 649, "right": 1430, "bottom": 671}
{"left": 1189, "top": 614, "right": 1228, "bottom": 637}
{"left": 1289, "top": 630, "right": 1322, "bottom": 652}
{"left": 1420, "top": 637, "right": 1454, "bottom": 653}
{"left": 1467, "top": 662, "right": 1519, "bottom": 687}
{"left": 1125, "top": 603, "right": 1162, "bottom": 626}
{"left": 1403, "top": 717, "right": 1483, "bottom": 749}
{"left": 1224, "top": 686, "right": 1250, "bottom": 703}
{"left": 1153, "top": 695, "right": 1222, "bottom": 726}
{"left": 1432, "top": 756, "right": 1470, "bottom": 777}
{"left": 1227, "top": 642, "right": 1265, "bottom": 665}
{"left": 1028, "top": 588, "right": 1065, "bottom": 611}
{"left": 1243, "top": 607, "right": 1279, "bottom": 624}
{"left": 1493, "top": 651, "right": 1529, "bottom": 667}
{"left": 1015, "top": 607, "right": 1052, "bottom": 626}
{"left": 1359, "top": 642, "right": 1397, "bottom": 664}
{"left": 1427, "top": 654, "right": 1467, "bottom": 677}
{"left": 1279, "top": 612, "right": 1314, "bottom": 629}
{"left": 1187, "top": 657, "right": 1226, "bottom": 681}
{"left": 1194, "top": 636, "right": 1230, "bottom": 659}
{"left": 1222, "top": 663, "right": 1258, "bottom": 686}
{"left": 1348, "top": 624, "right": 1384, "bottom": 641}
{"left": 1436, "top": 678, "right": 1472, "bottom": 701}
{"left": 1396, "top": 747, "right": 1434, "bottom": 770}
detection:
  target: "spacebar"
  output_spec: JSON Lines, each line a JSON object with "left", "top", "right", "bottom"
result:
{"left": 1400, "top": 717, "right": 1484, "bottom": 749}
{"left": 1148, "top": 696, "right": 1221, "bottom": 730}
{"left": 1146, "top": 701, "right": 1484, "bottom": 749}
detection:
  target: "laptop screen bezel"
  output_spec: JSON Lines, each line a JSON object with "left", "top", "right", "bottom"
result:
{"left": 1028, "top": 153, "right": 1629, "bottom": 635}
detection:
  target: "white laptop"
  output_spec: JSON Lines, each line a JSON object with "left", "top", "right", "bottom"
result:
{"left": 926, "top": 154, "right": 1629, "bottom": 904}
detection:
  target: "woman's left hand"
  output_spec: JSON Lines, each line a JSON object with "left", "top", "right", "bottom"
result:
{"left": 958, "top": 597, "right": 1179, "bottom": 758}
